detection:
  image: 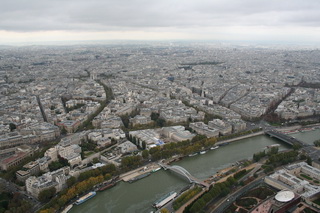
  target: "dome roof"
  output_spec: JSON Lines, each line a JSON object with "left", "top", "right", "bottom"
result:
{"left": 275, "top": 190, "right": 295, "bottom": 202}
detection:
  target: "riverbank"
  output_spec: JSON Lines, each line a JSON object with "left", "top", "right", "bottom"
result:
{"left": 175, "top": 162, "right": 260, "bottom": 213}
{"left": 216, "top": 131, "right": 264, "bottom": 146}
{"left": 276, "top": 123, "right": 320, "bottom": 131}
{"left": 277, "top": 123, "right": 320, "bottom": 135}
{"left": 71, "top": 128, "right": 308, "bottom": 213}
{"left": 212, "top": 122, "right": 320, "bottom": 146}
{"left": 64, "top": 131, "right": 267, "bottom": 212}
{"left": 125, "top": 124, "right": 320, "bottom": 183}
{"left": 120, "top": 162, "right": 160, "bottom": 182}
{"left": 162, "top": 131, "right": 265, "bottom": 166}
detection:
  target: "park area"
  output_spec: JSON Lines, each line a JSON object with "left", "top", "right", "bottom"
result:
{"left": 224, "top": 186, "right": 275, "bottom": 213}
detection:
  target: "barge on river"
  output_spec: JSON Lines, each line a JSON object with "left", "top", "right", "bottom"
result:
{"left": 75, "top": 191, "right": 96, "bottom": 205}
{"left": 128, "top": 172, "right": 151, "bottom": 183}
{"left": 153, "top": 191, "right": 177, "bottom": 209}
{"left": 98, "top": 182, "right": 117, "bottom": 192}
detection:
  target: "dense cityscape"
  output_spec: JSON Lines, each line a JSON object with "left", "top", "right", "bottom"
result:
{"left": 1, "top": 43, "right": 320, "bottom": 213}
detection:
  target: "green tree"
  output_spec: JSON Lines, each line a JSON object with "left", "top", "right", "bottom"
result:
{"left": 38, "top": 187, "right": 56, "bottom": 203}
{"left": 203, "top": 193, "right": 213, "bottom": 202}
{"left": 66, "top": 176, "right": 77, "bottom": 187}
{"left": 226, "top": 176, "right": 236, "bottom": 185}
{"left": 100, "top": 164, "right": 116, "bottom": 175}
{"left": 78, "top": 169, "right": 102, "bottom": 182}
{"left": 104, "top": 173, "right": 112, "bottom": 180}
{"left": 263, "top": 165, "right": 274, "bottom": 173}
{"left": 9, "top": 123, "right": 16, "bottom": 132}
{"left": 253, "top": 151, "right": 266, "bottom": 162}
{"left": 307, "top": 156, "right": 312, "bottom": 165}
{"left": 121, "top": 156, "right": 142, "bottom": 170}
{"left": 48, "top": 161, "right": 64, "bottom": 171}
{"left": 151, "top": 112, "right": 160, "bottom": 121}
{"left": 142, "top": 141, "right": 146, "bottom": 150}
{"left": 149, "top": 146, "right": 160, "bottom": 155}
{"left": 190, "top": 201, "right": 202, "bottom": 213}
{"left": 300, "top": 154, "right": 307, "bottom": 160}
{"left": 233, "top": 169, "right": 247, "bottom": 180}
{"left": 267, "top": 147, "right": 279, "bottom": 156}
{"left": 120, "top": 115, "right": 130, "bottom": 128}
{"left": 292, "top": 143, "right": 302, "bottom": 150}
{"left": 61, "top": 127, "right": 67, "bottom": 135}
{"left": 221, "top": 188, "right": 231, "bottom": 196}
{"left": 314, "top": 139, "right": 320, "bottom": 147}
{"left": 156, "top": 118, "right": 166, "bottom": 127}
{"left": 142, "top": 150, "right": 149, "bottom": 159}
{"left": 58, "top": 155, "right": 70, "bottom": 167}
{"left": 80, "top": 141, "right": 97, "bottom": 151}
{"left": 191, "top": 134, "right": 206, "bottom": 143}
{"left": 92, "top": 157, "right": 100, "bottom": 164}
{"left": 132, "top": 137, "right": 137, "bottom": 145}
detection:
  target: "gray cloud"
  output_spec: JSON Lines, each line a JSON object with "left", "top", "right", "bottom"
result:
{"left": 1, "top": 0, "right": 320, "bottom": 32}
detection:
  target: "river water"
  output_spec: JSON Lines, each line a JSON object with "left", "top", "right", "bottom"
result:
{"left": 70, "top": 128, "right": 320, "bottom": 213}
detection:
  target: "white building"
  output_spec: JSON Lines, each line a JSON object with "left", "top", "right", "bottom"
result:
{"left": 26, "top": 166, "right": 70, "bottom": 198}
{"left": 265, "top": 162, "right": 320, "bottom": 199}
{"left": 189, "top": 122, "right": 219, "bottom": 138}
{"left": 162, "top": 126, "right": 195, "bottom": 142}
{"left": 130, "top": 115, "right": 152, "bottom": 126}
{"left": 129, "top": 129, "right": 162, "bottom": 149}
{"left": 208, "top": 119, "right": 232, "bottom": 135}
{"left": 118, "top": 141, "right": 138, "bottom": 154}
{"left": 227, "top": 119, "right": 247, "bottom": 133}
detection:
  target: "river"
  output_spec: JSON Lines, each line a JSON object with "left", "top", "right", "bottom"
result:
{"left": 70, "top": 128, "right": 320, "bottom": 213}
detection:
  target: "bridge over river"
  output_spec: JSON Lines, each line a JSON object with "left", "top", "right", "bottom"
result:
{"left": 158, "top": 162, "right": 209, "bottom": 187}
{"left": 265, "top": 129, "right": 309, "bottom": 147}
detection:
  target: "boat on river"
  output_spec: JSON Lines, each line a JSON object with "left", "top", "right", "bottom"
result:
{"left": 153, "top": 191, "right": 177, "bottom": 209}
{"left": 300, "top": 128, "right": 314, "bottom": 133}
{"left": 152, "top": 168, "right": 161, "bottom": 173}
{"left": 200, "top": 151, "right": 206, "bottom": 154}
{"left": 98, "top": 182, "right": 117, "bottom": 192}
{"left": 188, "top": 153, "right": 198, "bottom": 157}
{"left": 61, "top": 204, "right": 73, "bottom": 213}
{"left": 264, "top": 144, "right": 280, "bottom": 149}
{"left": 219, "top": 142, "right": 230, "bottom": 146}
{"left": 128, "top": 172, "right": 151, "bottom": 183}
{"left": 75, "top": 191, "right": 96, "bottom": 205}
{"left": 210, "top": 145, "right": 219, "bottom": 150}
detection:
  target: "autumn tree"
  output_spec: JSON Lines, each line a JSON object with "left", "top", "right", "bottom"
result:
{"left": 160, "top": 208, "right": 170, "bottom": 213}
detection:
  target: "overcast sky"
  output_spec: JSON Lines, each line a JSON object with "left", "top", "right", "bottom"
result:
{"left": 1, "top": 0, "right": 320, "bottom": 44}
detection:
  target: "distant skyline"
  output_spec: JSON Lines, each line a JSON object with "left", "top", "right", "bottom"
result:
{"left": 1, "top": 0, "right": 320, "bottom": 45}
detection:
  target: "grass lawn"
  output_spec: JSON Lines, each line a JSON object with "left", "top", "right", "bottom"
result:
{"left": 312, "top": 197, "right": 320, "bottom": 206}
{"left": 84, "top": 151, "right": 95, "bottom": 157}
{"left": 300, "top": 173, "right": 313, "bottom": 180}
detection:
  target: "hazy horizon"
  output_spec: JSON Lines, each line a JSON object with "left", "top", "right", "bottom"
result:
{"left": 1, "top": 0, "right": 320, "bottom": 45}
